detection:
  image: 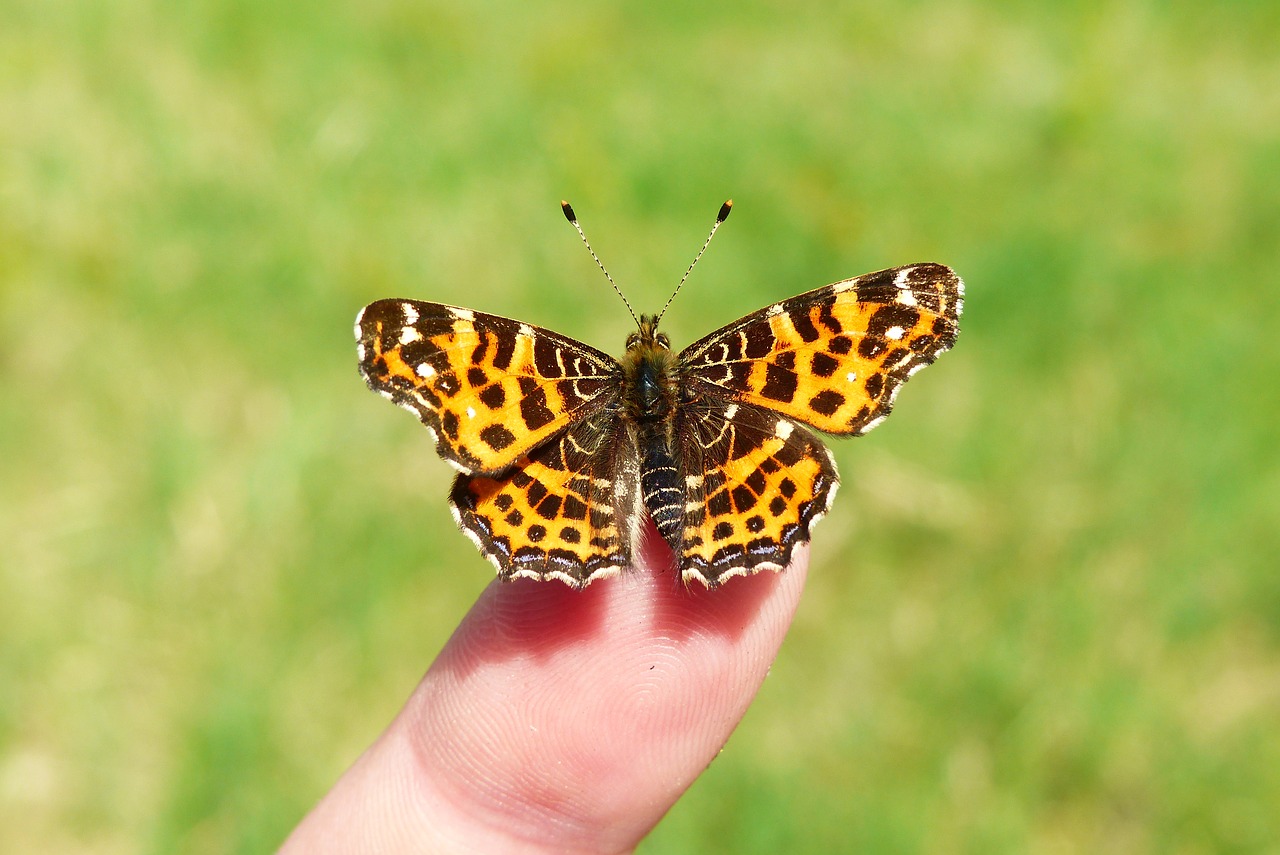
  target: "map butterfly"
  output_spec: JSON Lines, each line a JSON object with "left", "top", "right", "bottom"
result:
{"left": 356, "top": 202, "right": 963, "bottom": 588}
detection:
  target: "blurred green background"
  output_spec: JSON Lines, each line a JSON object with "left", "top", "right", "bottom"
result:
{"left": 3, "top": 0, "right": 1278, "bottom": 852}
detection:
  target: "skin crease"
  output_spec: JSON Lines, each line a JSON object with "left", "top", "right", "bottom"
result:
{"left": 280, "top": 522, "right": 809, "bottom": 854}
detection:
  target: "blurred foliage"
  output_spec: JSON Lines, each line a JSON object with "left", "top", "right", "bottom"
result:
{"left": 2, "top": 0, "right": 1278, "bottom": 852}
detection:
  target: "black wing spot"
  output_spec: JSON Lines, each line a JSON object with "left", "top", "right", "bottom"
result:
{"left": 480, "top": 424, "right": 516, "bottom": 451}
{"left": 761, "top": 364, "right": 798, "bottom": 403}
{"left": 441, "top": 410, "right": 460, "bottom": 440}
{"left": 562, "top": 495, "right": 588, "bottom": 520}
{"left": 790, "top": 309, "right": 820, "bottom": 342}
{"left": 865, "top": 373, "right": 885, "bottom": 399}
{"left": 811, "top": 351, "right": 839, "bottom": 378}
{"left": 706, "top": 489, "right": 732, "bottom": 516}
{"left": 536, "top": 493, "right": 562, "bottom": 520}
{"left": 492, "top": 329, "right": 517, "bottom": 370}
{"left": 808, "top": 390, "right": 845, "bottom": 417}
{"left": 731, "top": 485, "right": 758, "bottom": 512}
{"left": 478, "top": 384, "right": 507, "bottom": 409}
{"left": 520, "top": 387, "right": 557, "bottom": 430}
{"left": 533, "top": 336, "right": 564, "bottom": 378}
{"left": 743, "top": 328, "right": 775, "bottom": 359}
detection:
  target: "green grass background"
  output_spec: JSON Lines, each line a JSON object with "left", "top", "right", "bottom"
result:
{"left": 3, "top": 1, "right": 1278, "bottom": 852}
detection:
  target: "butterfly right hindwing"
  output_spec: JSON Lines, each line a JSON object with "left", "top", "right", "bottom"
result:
{"left": 673, "top": 399, "right": 839, "bottom": 587}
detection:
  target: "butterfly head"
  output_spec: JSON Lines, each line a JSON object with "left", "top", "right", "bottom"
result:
{"left": 626, "top": 314, "right": 671, "bottom": 352}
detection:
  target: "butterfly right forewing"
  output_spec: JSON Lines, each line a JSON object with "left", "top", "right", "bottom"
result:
{"left": 680, "top": 263, "right": 963, "bottom": 436}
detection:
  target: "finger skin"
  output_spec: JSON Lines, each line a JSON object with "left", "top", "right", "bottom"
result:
{"left": 281, "top": 527, "right": 808, "bottom": 854}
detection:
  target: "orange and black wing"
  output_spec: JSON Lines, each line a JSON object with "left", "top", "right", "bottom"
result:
{"left": 679, "top": 263, "right": 962, "bottom": 436}
{"left": 670, "top": 262, "right": 962, "bottom": 586}
{"left": 356, "top": 300, "right": 621, "bottom": 475}
{"left": 674, "top": 400, "right": 838, "bottom": 587}
{"left": 448, "top": 415, "right": 636, "bottom": 587}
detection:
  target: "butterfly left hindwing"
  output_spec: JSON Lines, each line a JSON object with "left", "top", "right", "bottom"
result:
{"left": 448, "top": 416, "right": 635, "bottom": 587}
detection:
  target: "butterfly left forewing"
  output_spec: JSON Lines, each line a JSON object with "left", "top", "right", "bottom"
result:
{"left": 681, "top": 263, "right": 962, "bottom": 436}
{"left": 356, "top": 299, "right": 620, "bottom": 474}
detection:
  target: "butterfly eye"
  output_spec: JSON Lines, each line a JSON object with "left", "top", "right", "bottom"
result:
{"left": 625, "top": 332, "right": 640, "bottom": 349}
{"left": 657, "top": 333, "right": 671, "bottom": 349}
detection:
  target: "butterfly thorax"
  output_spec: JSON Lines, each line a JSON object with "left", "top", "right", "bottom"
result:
{"left": 620, "top": 314, "right": 681, "bottom": 425}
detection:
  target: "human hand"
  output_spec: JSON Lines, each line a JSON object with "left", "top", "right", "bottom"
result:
{"left": 281, "top": 523, "right": 807, "bottom": 854}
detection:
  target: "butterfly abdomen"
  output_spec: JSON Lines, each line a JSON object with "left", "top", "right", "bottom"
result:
{"left": 640, "top": 440, "right": 683, "bottom": 549}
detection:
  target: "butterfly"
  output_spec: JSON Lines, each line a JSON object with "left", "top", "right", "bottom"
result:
{"left": 355, "top": 201, "right": 963, "bottom": 588}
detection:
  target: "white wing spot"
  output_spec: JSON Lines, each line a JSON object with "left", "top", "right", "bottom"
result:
{"left": 894, "top": 268, "right": 911, "bottom": 288}
{"left": 416, "top": 362, "right": 436, "bottom": 378}
{"left": 356, "top": 343, "right": 366, "bottom": 362}
{"left": 465, "top": 406, "right": 477, "bottom": 419}
{"left": 401, "top": 303, "right": 419, "bottom": 324}
{"left": 896, "top": 290, "right": 918, "bottom": 307}
{"left": 724, "top": 404, "right": 739, "bottom": 420}
{"left": 518, "top": 323, "right": 534, "bottom": 337}
{"left": 775, "top": 419, "right": 794, "bottom": 440}
{"left": 766, "top": 303, "right": 784, "bottom": 317}
{"left": 845, "top": 371, "right": 858, "bottom": 383}
{"left": 886, "top": 326, "right": 905, "bottom": 340}
{"left": 399, "top": 327, "right": 422, "bottom": 345}
{"left": 451, "top": 308, "right": 475, "bottom": 322}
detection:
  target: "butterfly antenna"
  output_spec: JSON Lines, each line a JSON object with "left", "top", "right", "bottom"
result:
{"left": 561, "top": 201, "right": 640, "bottom": 328}
{"left": 655, "top": 199, "right": 732, "bottom": 325}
